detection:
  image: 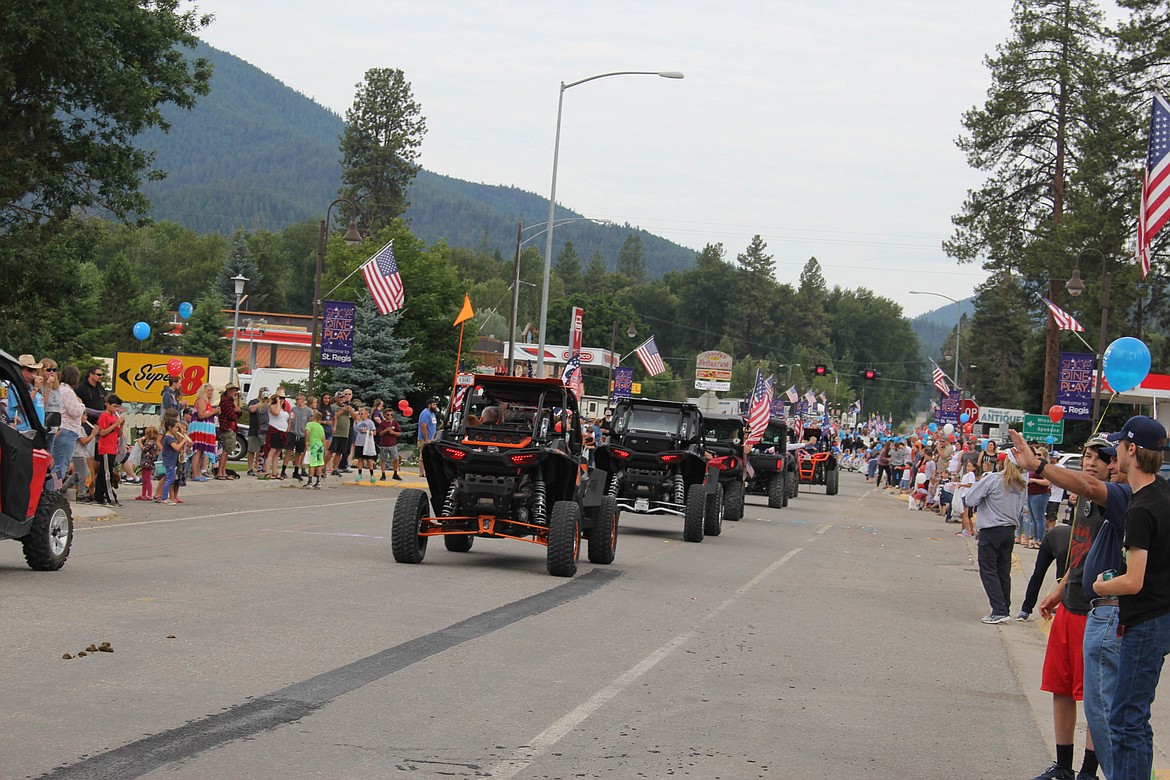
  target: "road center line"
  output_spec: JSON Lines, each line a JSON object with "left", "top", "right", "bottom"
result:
{"left": 488, "top": 544, "right": 808, "bottom": 779}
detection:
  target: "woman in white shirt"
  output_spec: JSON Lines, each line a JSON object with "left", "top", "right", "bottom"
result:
{"left": 264, "top": 393, "right": 291, "bottom": 479}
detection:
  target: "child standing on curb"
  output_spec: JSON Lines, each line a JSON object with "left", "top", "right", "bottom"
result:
{"left": 304, "top": 411, "right": 325, "bottom": 489}
{"left": 136, "top": 426, "right": 160, "bottom": 501}
{"left": 158, "top": 419, "right": 190, "bottom": 505}
{"left": 94, "top": 394, "right": 125, "bottom": 506}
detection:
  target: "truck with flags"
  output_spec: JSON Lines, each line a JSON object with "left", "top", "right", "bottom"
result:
{"left": 594, "top": 398, "right": 722, "bottom": 542}
{"left": 745, "top": 416, "right": 797, "bottom": 508}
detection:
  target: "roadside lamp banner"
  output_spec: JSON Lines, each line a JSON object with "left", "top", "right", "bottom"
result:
{"left": 320, "top": 300, "right": 357, "bottom": 368}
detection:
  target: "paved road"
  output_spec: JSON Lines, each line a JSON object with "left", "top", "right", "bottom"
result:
{"left": 1, "top": 471, "right": 1164, "bottom": 778}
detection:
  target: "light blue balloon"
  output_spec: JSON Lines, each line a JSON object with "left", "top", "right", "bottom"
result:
{"left": 959, "top": 413, "right": 970, "bottom": 424}
{"left": 178, "top": 301, "right": 194, "bottom": 319}
{"left": 928, "top": 423, "right": 938, "bottom": 433}
{"left": 1046, "top": 435, "right": 1056, "bottom": 445}
{"left": 1102, "top": 337, "right": 1151, "bottom": 394}
{"left": 133, "top": 321, "right": 151, "bottom": 340}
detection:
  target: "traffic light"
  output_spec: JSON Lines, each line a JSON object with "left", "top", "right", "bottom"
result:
{"left": 813, "top": 364, "right": 829, "bottom": 376}
{"left": 862, "top": 368, "right": 879, "bottom": 380}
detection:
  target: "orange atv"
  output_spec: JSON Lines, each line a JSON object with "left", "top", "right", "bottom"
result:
{"left": 795, "top": 427, "right": 840, "bottom": 495}
{"left": 393, "top": 375, "right": 612, "bottom": 577}
{"left": 0, "top": 350, "right": 73, "bottom": 570}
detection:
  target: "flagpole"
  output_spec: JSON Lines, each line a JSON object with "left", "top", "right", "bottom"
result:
{"left": 450, "top": 320, "right": 466, "bottom": 421}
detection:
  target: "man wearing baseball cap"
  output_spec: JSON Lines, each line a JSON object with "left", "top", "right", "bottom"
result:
{"left": 1011, "top": 428, "right": 1131, "bottom": 780}
{"left": 1092, "top": 415, "right": 1170, "bottom": 780}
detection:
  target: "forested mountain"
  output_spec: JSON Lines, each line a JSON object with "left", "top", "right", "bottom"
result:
{"left": 137, "top": 41, "right": 696, "bottom": 276}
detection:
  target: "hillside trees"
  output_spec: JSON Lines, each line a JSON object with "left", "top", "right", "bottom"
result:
{"left": 339, "top": 68, "right": 427, "bottom": 229}
{"left": 0, "top": 0, "right": 212, "bottom": 228}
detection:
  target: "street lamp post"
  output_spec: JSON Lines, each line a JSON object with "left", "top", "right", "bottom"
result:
{"left": 509, "top": 217, "right": 611, "bottom": 375}
{"left": 228, "top": 275, "right": 248, "bottom": 384}
{"left": 535, "top": 69, "right": 684, "bottom": 376}
{"left": 1065, "top": 248, "right": 1111, "bottom": 428}
{"left": 777, "top": 363, "right": 800, "bottom": 388}
{"left": 607, "top": 321, "right": 637, "bottom": 406}
{"left": 245, "top": 318, "right": 267, "bottom": 374}
{"left": 909, "top": 290, "right": 961, "bottom": 392}
{"left": 307, "top": 198, "right": 363, "bottom": 396}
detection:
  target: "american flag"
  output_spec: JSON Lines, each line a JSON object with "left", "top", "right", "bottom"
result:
{"left": 1041, "top": 297, "right": 1085, "bottom": 332}
{"left": 634, "top": 337, "right": 666, "bottom": 376}
{"left": 1138, "top": 93, "right": 1170, "bottom": 279}
{"left": 785, "top": 385, "right": 798, "bottom": 404}
{"left": 745, "top": 369, "right": 774, "bottom": 449}
{"left": 560, "top": 354, "right": 581, "bottom": 385}
{"left": 452, "top": 384, "right": 469, "bottom": 415}
{"left": 931, "top": 360, "right": 950, "bottom": 394}
{"left": 362, "top": 241, "right": 404, "bottom": 314}
{"left": 817, "top": 391, "right": 827, "bottom": 404}
{"left": 793, "top": 417, "right": 804, "bottom": 443}
{"left": 804, "top": 389, "right": 816, "bottom": 406}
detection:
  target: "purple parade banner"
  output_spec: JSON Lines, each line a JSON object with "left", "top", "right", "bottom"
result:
{"left": 613, "top": 366, "right": 634, "bottom": 400}
{"left": 770, "top": 398, "right": 785, "bottom": 417}
{"left": 936, "top": 390, "right": 961, "bottom": 425}
{"left": 1058, "top": 351, "right": 1094, "bottom": 421}
{"left": 320, "top": 300, "right": 357, "bottom": 367}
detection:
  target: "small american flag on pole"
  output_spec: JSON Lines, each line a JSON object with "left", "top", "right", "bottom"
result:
{"left": 560, "top": 354, "right": 581, "bottom": 385}
{"left": 1137, "top": 93, "right": 1170, "bottom": 279}
{"left": 634, "top": 337, "right": 666, "bottom": 376}
{"left": 931, "top": 360, "right": 950, "bottom": 395}
{"left": 361, "top": 241, "right": 404, "bottom": 314}
{"left": 785, "top": 385, "right": 798, "bottom": 404}
{"left": 1041, "top": 297, "right": 1085, "bottom": 332}
{"left": 745, "top": 369, "right": 774, "bottom": 450}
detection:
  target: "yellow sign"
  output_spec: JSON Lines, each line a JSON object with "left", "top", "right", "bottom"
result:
{"left": 696, "top": 368, "right": 733, "bottom": 381}
{"left": 114, "top": 352, "right": 210, "bottom": 405}
{"left": 609, "top": 381, "right": 642, "bottom": 394}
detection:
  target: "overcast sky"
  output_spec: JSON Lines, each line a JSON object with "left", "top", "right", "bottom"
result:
{"left": 198, "top": 0, "right": 1022, "bottom": 318}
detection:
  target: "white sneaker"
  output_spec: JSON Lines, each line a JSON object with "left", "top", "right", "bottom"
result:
{"left": 981, "top": 614, "right": 1012, "bottom": 624}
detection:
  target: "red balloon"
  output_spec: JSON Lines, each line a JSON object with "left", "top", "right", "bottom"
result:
{"left": 1048, "top": 405, "right": 1064, "bottom": 423}
{"left": 397, "top": 399, "right": 409, "bottom": 411}
{"left": 404, "top": 406, "right": 414, "bottom": 417}
{"left": 963, "top": 422, "right": 974, "bottom": 434}
{"left": 947, "top": 433, "right": 955, "bottom": 442}
{"left": 167, "top": 358, "right": 183, "bottom": 376}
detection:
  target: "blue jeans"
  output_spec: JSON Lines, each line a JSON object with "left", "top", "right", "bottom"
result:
{"left": 1109, "top": 611, "right": 1170, "bottom": 780}
{"left": 1084, "top": 604, "right": 1121, "bottom": 779}
{"left": 51, "top": 429, "right": 78, "bottom": 484}
{"left": 1027, "top": 492, "right": 1049, "bottom": 541}
{"left": 867, "top": 459, "right": 878, "bottom": 480}
{"left": 160, "top": 465, "right": 177, "bottom": 501}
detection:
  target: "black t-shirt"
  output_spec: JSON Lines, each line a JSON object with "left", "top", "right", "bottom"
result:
{"left": 1120, "top": 476, "right": 1170, "bottom": 627}
{"left": 1063, "top": 496, "right": 1105, "bottom": 615}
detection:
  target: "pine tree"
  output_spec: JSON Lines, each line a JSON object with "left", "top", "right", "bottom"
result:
{"left": 730, "top": 235, "right": 776, "bottom": 354}
{"left": 216, "top": 229, "right": 264, "bottom": 307}
{"left": 554, "top": 240, "right": 582, "bottom": 294}
{"left": 584, "top": 250, "right": 608, "bottom": 291}
{"left": 183, "top": 292, "right": 231, "bottom": 366}
{"left": 331, "top": 298, "right": 413, "bottom": 403}
{"left": 795, "top": 257, "right": 831, "bottom": 354}
{"left": 966, "top": 272, "right": 1033, "bottom": 407}
{"left": 616, "top": 234, "right": 646, "bottom": 281}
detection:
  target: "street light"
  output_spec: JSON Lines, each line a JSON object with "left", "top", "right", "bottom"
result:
{"left": 1065, "top": 248, "right": 1111, "bottom": 428}
{"left": 535, "top": 69, "right": 684, "bottom": 376}
{"left": 777, "top": 363, "right": 800, "bottom": 388}
{"left": 244, "top": 318, "right": 267, "bottom": 374}
{"left": 307, "top": 198, "right": 363, "bottom": 396}
{"left": 509, "top": 217, "right": 611, "bottom": 375}
{"left": 228, "top": 274, "right": 248, "bottom": 384}
{"left": 607, "top": 321, "right": 637, "bottom": 406}
{"left": 909, "top": 290, "right": 961, "bottom": 392}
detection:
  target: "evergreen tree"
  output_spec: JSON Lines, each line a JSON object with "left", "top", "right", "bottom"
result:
{"left": 584, "top": 250, "right": 608, "bottom": 291}
{"left": 216, "top": 229, "right": 264, "bottom": 308}
{"left": 331, "top": 299, "right": 413, "bottom": 403}
{"left": 966, "top": 272, "right": 1033, "bottom": 407}
{"left": 182, "top": 292, "right": 231, "bottom": 366}
{"left": 616, "top": 234, "right": 647, "bottom": 281}
{"left": 554, "top": 240, "right": 582, "bottom": 294}
{"left": 795, "top": 257, "right": 831, "bottom": 354}
{"left": 730, "top": 234, "right": 777, "bottom": 354}
{"left": 339, "top": 68, "right": 427, "bottom": 229}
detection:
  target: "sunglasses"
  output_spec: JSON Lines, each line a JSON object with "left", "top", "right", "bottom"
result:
{"left": 44, "top": 367, "right": 57, "bottom": 373}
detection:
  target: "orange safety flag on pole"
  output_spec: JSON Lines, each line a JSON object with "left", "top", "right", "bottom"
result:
{"left": 453, "top": 293, "right": 475, "bottom": 326}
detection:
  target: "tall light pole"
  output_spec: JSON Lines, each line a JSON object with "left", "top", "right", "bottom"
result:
{"left": 308, "top": 198, "right": 363, "bottom": 396}
{"left": 509, "top": 217, "right": 611, "bottom": 375}
{"left": 535, "top": 69, "right": 684, "bottom": 376}
{"left": 1065, "top": 248, "right": 1110, "bottom": 428}
{"left": 228, "top": 274, "right": 248, "bottom": 384}
{"left": 909, "top": 290, "right": 962, "bottom": 392}
{"left": 777, "top": 363, "right": 800, "bottom": 388}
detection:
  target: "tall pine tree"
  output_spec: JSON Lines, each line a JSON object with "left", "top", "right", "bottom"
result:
{"left": 331, "top": 299, "right": 413, "bottom": 404}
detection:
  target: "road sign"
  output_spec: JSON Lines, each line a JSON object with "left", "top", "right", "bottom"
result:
{"left": 696, "top": 368, "right": 733, "bottom": 381}
{"left": 980, "top": 406, "right": 1025, "bottom": 425}
{"left": 695, "top": 379, "right": 731, "bottom": 392}
{"left": 960, "top": 399, "right": 980, "bottom": 423}
{"left": 1023, "top": 414, "right": 1064, "bottom": 444}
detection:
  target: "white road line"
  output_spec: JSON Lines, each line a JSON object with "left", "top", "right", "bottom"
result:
{"left": 488, "top": 545, "right": 808, "bottom": 779}
{"left": 74, "top": 498, "right": 390, "bottom": 531}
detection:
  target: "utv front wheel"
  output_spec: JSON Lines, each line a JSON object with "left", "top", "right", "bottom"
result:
{"left": 683, "top": 484, "right": 705, "bottom": 543}
{"left": 587, "top": 495, "right": 619, "bottom": 565}
{"left": 22, "top": 491, "right": 72, "bottom": 571}
{"left": 547, "top": 501, "right": 580, "bottom": 577}
{"left": 391, "top": 489, "right": 429, "bottom": 564}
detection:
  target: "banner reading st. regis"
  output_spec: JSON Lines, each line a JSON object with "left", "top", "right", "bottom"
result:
{"left": 320, "top": 300, "right": 357, "bottom": 368}
{"left": 1057, "top": 351, "right": 1094, "bottom": 421}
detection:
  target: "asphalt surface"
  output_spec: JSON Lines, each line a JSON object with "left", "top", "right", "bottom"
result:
{"left": 2, "top": 469, "right": 1167, "bottom": 779}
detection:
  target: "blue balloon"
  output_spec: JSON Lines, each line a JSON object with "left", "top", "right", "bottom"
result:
{"left": 178, "top": 301, "right": 194, "bottom": 319}
{"left": 928, "top": 423, "right": 937, "bottom": 433}
{"left": 1046, "top": 435, "right": 1056, "bottom": 445}
{"left": 959, "top": 413, "right": 970, "bottom": 424}
{"left": 1102, "top": 337, "right": 1151, "bottom": 394}
{"left": 133, "top": 321, "right": 150, "bottom": 340}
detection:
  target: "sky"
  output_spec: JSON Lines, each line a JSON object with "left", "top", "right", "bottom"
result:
{"left": 197, "top": 0, "right": 1021, "bottom": 319}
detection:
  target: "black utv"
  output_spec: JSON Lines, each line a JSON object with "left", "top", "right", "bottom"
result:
{"left": 700, "top": 414, "right": 747, "bottom": 521}
{"left": 745, "top": 416, "right": 798, "bottom": 508}
{"left": 392, "top": 375, "right": 613, "bottom": 577}
{"left": 594, "top": 399, "right": 721, "bottom": 542}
